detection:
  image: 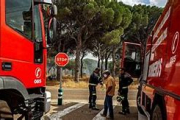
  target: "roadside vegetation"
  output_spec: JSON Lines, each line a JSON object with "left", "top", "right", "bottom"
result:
{"left": 47, "top": 0, "right": 163, "bottom": 83}
{"left": 46, "top": 75, "right": 138, "bottom": 89}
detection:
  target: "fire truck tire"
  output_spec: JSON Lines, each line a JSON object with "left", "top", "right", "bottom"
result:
{"left": 151, "top": 105, "right": 163, "bottom": 120}
{"left": 136, "top": 90, "right": 144, "bottom": 115}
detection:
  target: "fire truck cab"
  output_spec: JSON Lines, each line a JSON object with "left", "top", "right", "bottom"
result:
{"left": 0, "top": 0, "right": 57, "bottom": 119}
{"left": 121, "top": 42, "right": 141, "bottom": 78}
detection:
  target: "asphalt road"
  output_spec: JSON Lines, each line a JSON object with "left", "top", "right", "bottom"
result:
{"left": 47, "top": 86, "right": 137, "bottom": 104}
{"left": 45, "top": 86, "right": 147, "bottom": 120}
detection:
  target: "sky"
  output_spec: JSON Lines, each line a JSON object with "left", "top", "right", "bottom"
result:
{"left": 118, "top": 0, "right": 168, "bottom": 7}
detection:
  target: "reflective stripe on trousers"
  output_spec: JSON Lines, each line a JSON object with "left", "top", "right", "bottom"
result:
{"left": 89, "top": 83, "right": 97, "bottom": 86}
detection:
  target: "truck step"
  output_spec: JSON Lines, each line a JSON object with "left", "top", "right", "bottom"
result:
{"left": 29, "top": 94, "right": 43, "bottom": 100}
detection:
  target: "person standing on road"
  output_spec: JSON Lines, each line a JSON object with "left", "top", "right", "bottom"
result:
{"left": 89, "top": 68, "right": 102, "bottom": 110}
{"left": 118, "top": 68, "right": 133, "bottom": 115}
{"left": 101, "top": 70, "right": 116, "bottom": 120}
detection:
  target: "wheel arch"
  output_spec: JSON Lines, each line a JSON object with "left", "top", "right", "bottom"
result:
{"left": 0, "top": 76, "right": 30, "bottom": 100}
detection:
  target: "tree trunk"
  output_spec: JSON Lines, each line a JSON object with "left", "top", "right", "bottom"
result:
{"left": 112, "top": 47, "right": 116, "bottom": 77}
{"left": 97, "top": 58, "right": 101, "bottom": 68}
{"left": 97, "top": 43, "right": 101, "bottom": 68}
{"left": 105, "top": 49, "right": 111, "bottom": 70}
{"left": 74, "top": 25, "right": 86, "bottom": 82}
{"left": 101, "top": 57, "right": 104, "bottom": 76}
{"left": 105, "top": 57, "right": 108, "bottom": 70}
{"left": 74, "top": 26, "right": 85, "bottom": 82}
{"left": 104, "top": 51, "right": 109, "bottom": 70}
{"left": 75, "top": 46, "right": 81, "bottom": 82}
{"left": 72, "top": 69, "right": 74, "bottom": 77}
{"left": 80, "top": 52, "right": 85, "bottom": 78}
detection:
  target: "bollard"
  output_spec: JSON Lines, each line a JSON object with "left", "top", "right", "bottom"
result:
{"left": 58, "top": 88, "right": 63, "bottom": 105}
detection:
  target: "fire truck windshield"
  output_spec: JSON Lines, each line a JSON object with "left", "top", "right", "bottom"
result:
{"left": 6, "top": 0, "right": 43, "bottom": 42}
{"left": 6, "top": 0, "right": 32, "bottom": 39}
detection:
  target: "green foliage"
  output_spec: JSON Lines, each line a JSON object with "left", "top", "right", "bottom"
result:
{"left": 51, "top": 0, "right": 164, "bottom": 81}
{"left": 121, "top": 8, "right": 132, "bottom": 29}
{"left": 124, "top": 4, "right": 163, "bottom": 44}
{"left": 58, "top": 7, "right": 72, "bottom": 19}
{"left": 83, "top": 3, "right": 97, "bottom": 20}
{"left": 54, "top": 0, "right": 133, "bottom": 50}
{"left": 142, "top": 14, "right": 148, "bottom": 26}
{"left": 100, "top": 7, "right": 114, "bottom": 28}
{"left": 95, "top": 0, "right": 109, "bottom": 6}
{"left": 102, "top": 28, "right": 124, "bottom": 44}
{"left": 108, "top": 61, "right": 113, "bottom": 73}
{"left": 64, "top": 60, "right": 75, "bottom": 70}
{"left": 107, "top": 2, "right": 123, "bottom": 27}
{"left": 51, "top": 1, "right": 163, "bottom": 59}
{"left": 98, "top": 1, "right": 132, "bottom": 45}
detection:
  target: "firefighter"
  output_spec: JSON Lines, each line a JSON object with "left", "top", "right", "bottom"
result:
{"left": 89, "top": 68, "right": 102, "bottom": 110}
{"left": 118, "top": 68, "right": 133, "bottom": 115}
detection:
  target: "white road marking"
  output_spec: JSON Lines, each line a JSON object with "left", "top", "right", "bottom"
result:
{"left": 92, "top": 106, "right": 115, "bottom": 120}
{"left": 52, "top": 99, "right": 137, "bottom": 107}
{"left": 49, "top": 103, "right": 85, "bottom": 120}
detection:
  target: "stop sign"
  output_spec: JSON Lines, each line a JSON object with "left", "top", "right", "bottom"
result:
{"left": 55, "top": 53, "right": 69, "bottom": 67}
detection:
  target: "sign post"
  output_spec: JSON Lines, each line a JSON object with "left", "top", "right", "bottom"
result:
{"left": 55, "top": 53, "right": 69, "bottom": 105}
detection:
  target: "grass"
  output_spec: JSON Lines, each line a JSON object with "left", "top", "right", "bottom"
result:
{"left": 46, "top": 76, "right": 138, "bottom": 89}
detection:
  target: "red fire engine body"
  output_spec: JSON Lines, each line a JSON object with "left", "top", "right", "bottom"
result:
{"left": 138, "top": 0, "right": 180, "bottom": 119}
{"left": 0, "top": 0, "right": 56, "bottom": 119}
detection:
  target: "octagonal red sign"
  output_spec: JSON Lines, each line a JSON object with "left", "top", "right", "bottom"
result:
{"left": 55, "top": 53, "right": 69, "bottom": 67}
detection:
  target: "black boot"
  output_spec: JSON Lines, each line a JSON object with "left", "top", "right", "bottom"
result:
{"left": 89, "top": 104, "right": 93, "bottom": 109}
{"left": 118, "top": 111, "right": 126, "bottom": 115}
{"left": 126, "top": 109, "right": 130, "bottom": 114}
{"left": 92, "top": 106, "right": 99, "bottom": 110}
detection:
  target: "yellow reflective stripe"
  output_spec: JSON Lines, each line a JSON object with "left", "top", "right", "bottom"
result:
{"left": 89, "top": 83, "right": 96, "bottom": 86}
{"left": 92, "top": 93, "right": 96, "bottom": 95}
{"left": 122, "top": 87, "right": 128, "bottom": 89}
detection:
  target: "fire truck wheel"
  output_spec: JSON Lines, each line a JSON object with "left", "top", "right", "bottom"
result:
{"left": 151, "top": 105, "right": 163, "bottom": 120}
{"left": 136, "top": 90, "right": 144, "bottom": 115}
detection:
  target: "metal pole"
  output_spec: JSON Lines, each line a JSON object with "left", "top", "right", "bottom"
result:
{"left": 60, "top": 67, "right": 62, "bottom": 88}
{"left": 58, "top": 67, "right": 63, "bottom": 105}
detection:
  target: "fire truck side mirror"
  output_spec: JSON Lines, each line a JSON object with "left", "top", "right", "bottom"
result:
{"left": 34, "top": 0, "right": 52, "bottom": 4}
{"left": 50, "top": 5, "right": 57, "bottom": 16}
{"left": 34, "top": 0, "right": 57, "bottom": 16}
{"left": 47, "top": 17, "right": 57, "bottom": 43}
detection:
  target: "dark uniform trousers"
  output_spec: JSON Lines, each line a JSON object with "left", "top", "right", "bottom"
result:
{"left": 89, "top": 72, "right": 102, "bottom": 108}
{"left": 89, "top": 85, "right": 97, "bottom": 108}
{"left": 119, "top": 73, "right": 132, "bottom": 113}
{"left": 121, "top": 88, "right": 129, "bottom": 112}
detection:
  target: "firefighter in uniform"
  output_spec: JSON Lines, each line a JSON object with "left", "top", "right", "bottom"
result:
{"left": 118, "top": 68, "right": 133, "bottom": 115}
{"left": 89, "top": 68, "right": 102, "bottom": 110}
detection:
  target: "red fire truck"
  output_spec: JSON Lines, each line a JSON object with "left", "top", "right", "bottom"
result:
{"left": 121, "top": 42, "right": 141, "bottom": 78}
{"left": 0, "top": 0, "right": 57, "bottom": 119}
{"left": 137, "top": 0, "right": 180, "bottom": 119}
